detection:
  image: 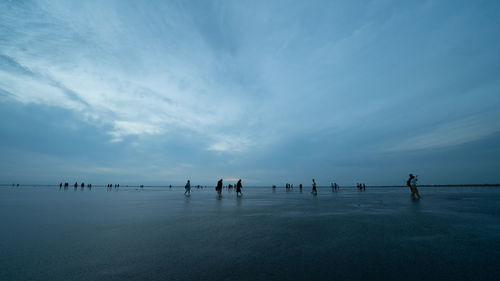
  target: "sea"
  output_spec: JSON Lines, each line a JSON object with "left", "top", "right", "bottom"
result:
{"left": 1, "top": 185, "right": 499, "bottom": 281}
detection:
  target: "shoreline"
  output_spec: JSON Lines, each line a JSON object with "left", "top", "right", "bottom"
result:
{"left": 1, "top": 183, "right": 500, "bottom": 188}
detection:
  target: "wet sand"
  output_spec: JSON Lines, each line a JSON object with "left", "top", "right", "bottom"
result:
{"left": 1, "top": 186, "right": 499, "bottom": 281}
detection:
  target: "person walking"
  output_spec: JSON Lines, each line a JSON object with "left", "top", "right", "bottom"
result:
{"left": 407, "top": 174, "right": 421, "bottom": 200}
{"left": 236, "top": 179, "right": 243, "bottom": 197}
{"left": 312, "top": 179, "right": 317, "bottom": 195}
{"left": 216, "top": 179, "right": 223, "bottom": 197}
{"left": 184, "top": 180, "right": 191, "bottom": 196}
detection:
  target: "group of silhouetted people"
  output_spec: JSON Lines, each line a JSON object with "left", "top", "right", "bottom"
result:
{"left": 356, "top": 183, "right": 366, "bottom": 191}
{"left": 191, "top": 178, "right": 243, "bottom": 198}
{"left": 59, "top": 182, "right": 92, "bottom": 190}
{"left": 53, "top": 173, "right": 422, "bottom": 201}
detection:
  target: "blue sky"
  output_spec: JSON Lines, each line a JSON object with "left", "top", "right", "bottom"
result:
{"left": 1, "top": 0, "right": 500, "bottom": 186}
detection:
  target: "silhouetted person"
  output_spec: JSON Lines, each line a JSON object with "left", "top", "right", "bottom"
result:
{"left": 216, "top": 179, "right": 223, "bottom": 197}
{"left": 299, "top": 184, "right": 303, "bottom": 190}
{"left": 236, "top": 179, "right": 243, "bottom": 196}
{"left": 59, "top": 183, "right": 63, "bottom": 189}
{"left": 74, "top": 182, "right": 78, "bottom": 188}
{"left": 169, "top": 185, "right": 172, "bottom": 189}
{"left": 407, "top": 174, "right": 421, "bottom": 200}
{"left": 184, "top": 180, "right": 191, "bottom": 195}
{"left": 312, "top": 179, "right": 317, "bottom": 195}
{"left": 81, "top": 182, "right": 85, "bottom": 188}
{"left": 363, "top": 183, "right": 366, "bottom": 191}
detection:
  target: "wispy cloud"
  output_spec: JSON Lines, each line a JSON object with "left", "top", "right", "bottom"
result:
{"left": 0, "top": 0, "right": 254, "bottom": 151}
{"left": 1, "top": 0, "right": 500, "bottom": 184}
{"left": 387, "top": 113, "right": 500, "bottom": 152}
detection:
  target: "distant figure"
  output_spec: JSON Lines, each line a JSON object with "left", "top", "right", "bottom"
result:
{"left": 81, "top": 182, "right": 85, "bottom": 188}
{"left": 74, "top": 182, "right": 78, "bottom": 188}
{"left": 299, "top": 184, "right": 303, "bottom": 190}
{"left": 169, "top": 185, "right": 172, "bottom": 189}
{"left": 59, "top": 183, "right": 63, "bottom": 189}
{"left": 184, "top": 180, "right": 191, "bottom": 195}
{"left": 407, "top": 174, "right": 421, "bottom": 200}
{"left": 312, "top": 179, "right": 317, "bottom": 195}
{"left": 272, "top": 185, "right": 276, "bottom": 189}
{"left": 363, "top": 183, "right": 366, "bottom": 191}
{"left": 216, "top": 179, "right": 223, "bottom": 196}
{"left": 236, "top": 179, "right": 243, "bottom": 196}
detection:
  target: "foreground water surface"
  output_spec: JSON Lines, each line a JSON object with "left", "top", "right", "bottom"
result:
{"left": 1, "top": 185, "right": 499, "bottom": 281}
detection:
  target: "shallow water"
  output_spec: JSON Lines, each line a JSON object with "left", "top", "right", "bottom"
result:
{"left": 1, "top": 186, "right": 499, "bottom": 281}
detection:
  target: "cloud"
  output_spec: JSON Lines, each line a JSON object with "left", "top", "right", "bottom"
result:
{"left": 386, "top": 113, "right": 500, "bottom": 152}
{"left": 0, "top": 0, "right": 254, "bottom": 151}
{"left": 208, "top": 135, "right": 251, "bottom": 153}
{"left": 1, "top": 0, "right": 500, "bottom": 184}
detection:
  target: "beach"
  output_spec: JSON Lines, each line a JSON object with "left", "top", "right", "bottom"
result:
{"left": 1, "top": 185, "right": 499, "bottom": 281}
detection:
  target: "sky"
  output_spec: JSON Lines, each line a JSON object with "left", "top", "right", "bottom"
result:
{"left": 1, "top": 0, "right": 500, "bottom": 186}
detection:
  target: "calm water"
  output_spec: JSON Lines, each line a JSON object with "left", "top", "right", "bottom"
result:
{"left": 1, "top": 185, "right": 499, "bottom": 281}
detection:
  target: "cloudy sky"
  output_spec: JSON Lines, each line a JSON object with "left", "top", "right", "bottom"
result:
{"left": 1, "top": 0, "right": 499, "bottom": 186}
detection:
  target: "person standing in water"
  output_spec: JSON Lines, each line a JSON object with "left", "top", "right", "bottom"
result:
{"left": 216, "top": 179, "right": 223, "bottom": 197}
{"left": 407, "top": 174, "right": 421, "bottom": 200}
{"left": 312, "top": 179, "right": 317, "bottom": 195}
{"left": 184, "top": 180, "right": 191, "bottom": 196}
{"left": 236, "top": 179, "right": 243, "bottom": 197}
